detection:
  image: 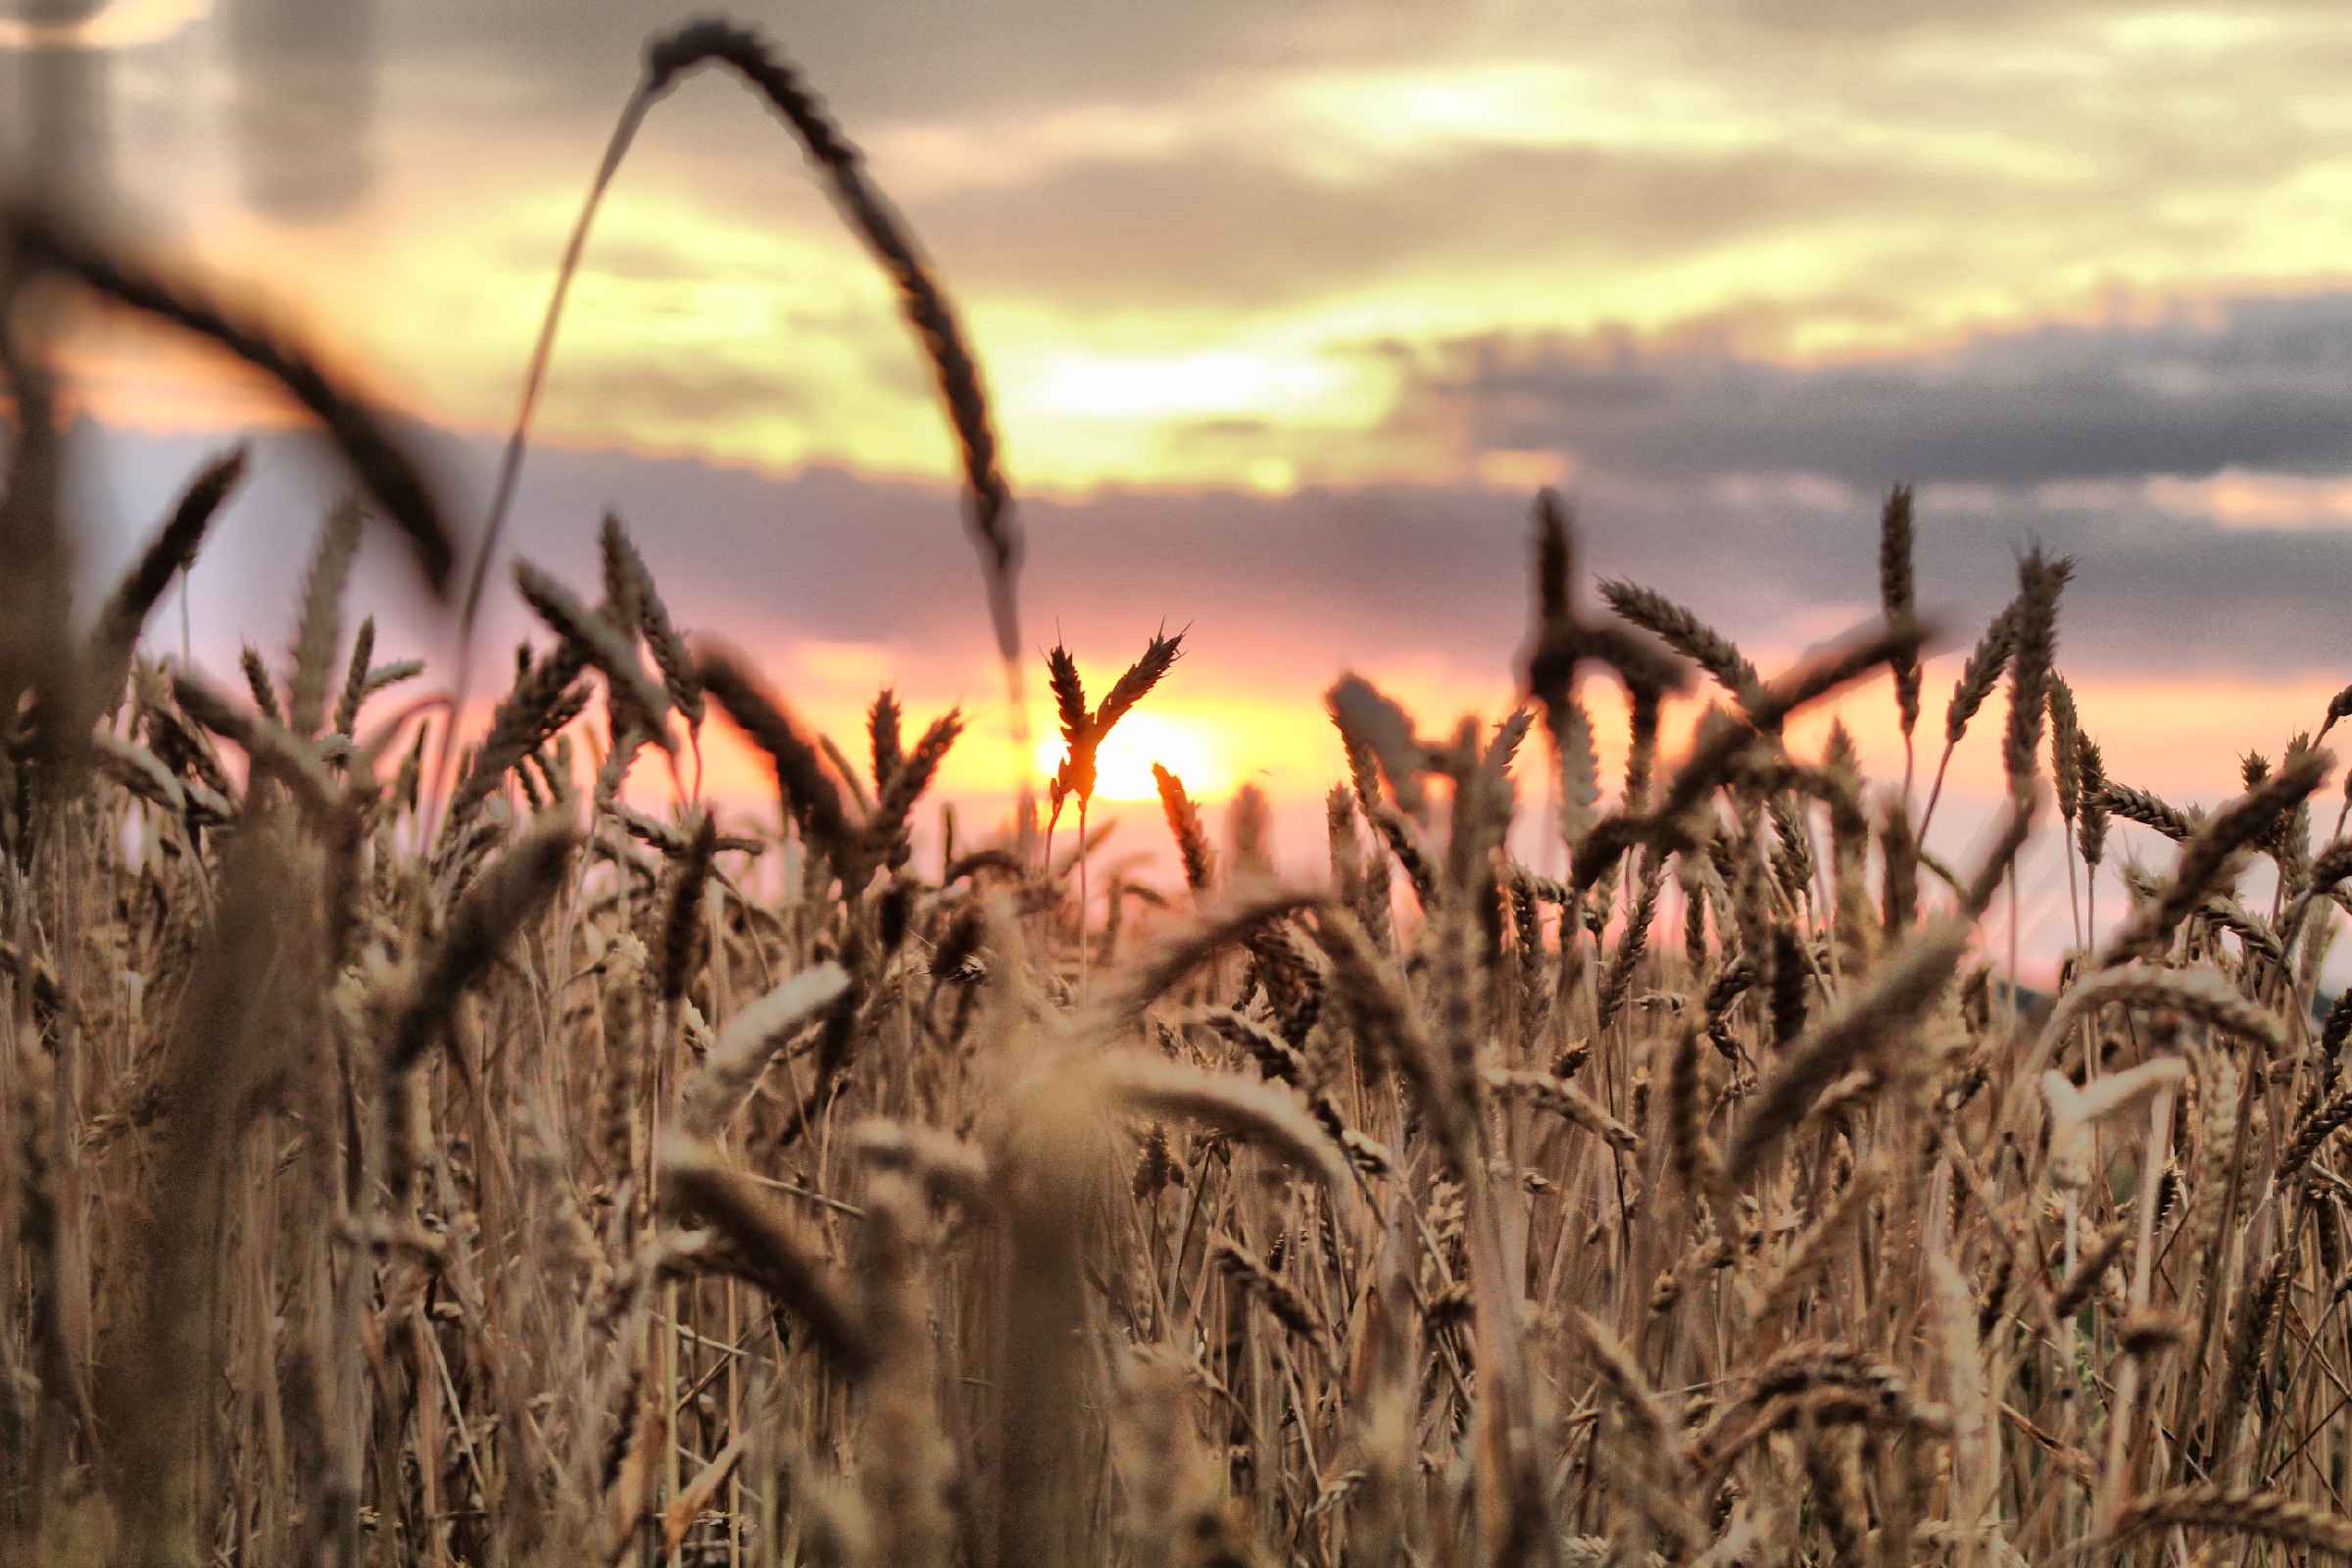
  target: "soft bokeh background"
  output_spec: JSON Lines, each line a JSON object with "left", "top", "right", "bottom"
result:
{"left": 10, "top": 0, "right": 2352, "bottom": 975}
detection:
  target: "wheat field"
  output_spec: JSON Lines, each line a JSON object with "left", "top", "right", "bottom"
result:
{"left": 6, "top": 16, "right": 2352, "bottom": 1568}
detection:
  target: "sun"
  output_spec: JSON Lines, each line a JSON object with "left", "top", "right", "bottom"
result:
{"left": 1035, "top": 710, "right": 1231, "bottom": 803}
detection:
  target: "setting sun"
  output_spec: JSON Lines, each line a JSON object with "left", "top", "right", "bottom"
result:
{"left": 1034, "top": 709, "right": 1231, "bottom": 802}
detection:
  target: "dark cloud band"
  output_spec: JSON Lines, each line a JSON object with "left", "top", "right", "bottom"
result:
{"left": 1429, "top": 292, "right": 2352, "bottom": 487}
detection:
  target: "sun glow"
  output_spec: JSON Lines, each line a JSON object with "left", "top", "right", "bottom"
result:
{"left": 1035, "top": 710, "right": 1231, "bottom": 803}
{"left": 1022, "top": 348, "right": 1361, "bottom": 421}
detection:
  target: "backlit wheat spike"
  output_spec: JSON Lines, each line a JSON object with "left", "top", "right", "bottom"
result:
{"left": 2001, "top": 548, "right": 2071, "bottom": 802}
{"left": 1048, "top": 642, "right": 1088, "bottom": 749}
{"left": 1524, "top": 488, "right": 1690, "bottom": 719}
{"left": 868, "top": 708, "right": 962, "bottom": 865}
{"left": 699, "top": 649, "right": 855, "bottom": 884}
{"left": 602, "top": 514, "right": 701, "bottom": 738}
{"left": 448, "top": 646, "right": 590, "bottom": 829}
{"left": 331, "top": 615, "right": 374, "bottom": 738}
{"left": 1153, "top": 762, "right": 1217, "bottom": 896}
{"left": 1920, "top": 589, "right": 2025, "bottom": 832}
{"left": 1486, "top": 707, "right": 1535, "bottom": 777}
{"left": 2102, "top": 777, "right": 2198, "bottom": 841}
{"left": 1881, "top": 484, "right": 1920, "bottom": 738}
{"left": 657, "top": 812, "right": 719, "bottom": 1003}
{"left": 1095, "top": 629, "right": 1183, "bottom": 735}
{"left": 85, "top": 444, "right": 247, "bottom": 711}
{"left": 2327, "top": 681, "right": 2352, "bottom": 740}
{"left": 1623, "top": 685, "right": 1662, "bottom": 810}
{"left": 1362, "top": 789, "right": 1442, "bottom": 910}
{"left": 2077, "top": 736, "right": 2111, "bottom": 870}
{"left": 2100, "top": 748, "right": 2330, "bottom": 966}
{"left": 1594, "top": 854, "right": 1667, "bottom": 1032}
{"left": 1554, "top": 692, "right": 1601, "bottom": 848}
{"left": 2299, "top": 837, "right": 2352, "bottom": 934}
{"left": 513, "top": 558, "right": 674, "bottom": 752}
{"left": 869, "top": 688, "right": 904, "bottom": 791}
{"left": 360, "top": 659, "right": 424, "bottom": 702}
{"left": 598, "top": 511, "right": 647, "bottom": 652}
{"left": 238, "top": 645, "right": 282, "bottom": 724}
{"left": 1046, "top": 629, "right": 1184, "bottom": 824}
{"left": 1599, "top": 578, "right": 1763, "bottom": 713}
{"left": 2050, "top": 674, "right": 2082, "bottom": 823}
{"left": 1945, "top": 595, "right": 2022, "bottom": 748}
{"left": 286, "top": 497, "right": 363, "bottom": 738}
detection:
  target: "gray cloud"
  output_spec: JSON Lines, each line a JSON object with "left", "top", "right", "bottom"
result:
{"left": 465, "top": 389, "right": 2352, "bottom": 691}
{"left": 1430, "top": 292, "right": 2352, "bottom": 487}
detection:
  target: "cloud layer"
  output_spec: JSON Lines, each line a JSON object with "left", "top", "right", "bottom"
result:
{"left": 1437, "top": 293, "right": 2352, "bottom": 488}
{"left": 58, "top": 283, "right": 2352, "bottom": 718}
{"left": 32, "top": 0, "right": 2352, "bottom": 492}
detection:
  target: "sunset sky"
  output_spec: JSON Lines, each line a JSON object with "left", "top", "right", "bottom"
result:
{"left": 11, "top": 0, "right": 2352, "bottom": 966}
